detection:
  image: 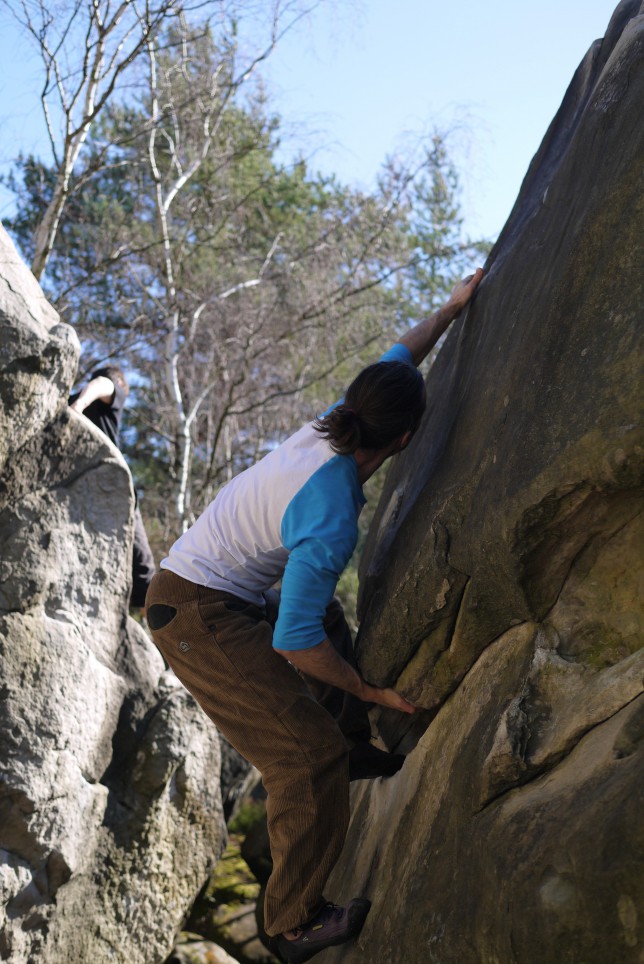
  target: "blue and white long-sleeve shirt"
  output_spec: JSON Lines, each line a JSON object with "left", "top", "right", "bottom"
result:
{"left": 161, "top": 343, "right": 413, "bottom": 650}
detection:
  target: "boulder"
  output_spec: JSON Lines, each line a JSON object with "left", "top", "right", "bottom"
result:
{"left": 326, "top": 3, "right": 644, "bottom": 961}
{"left": 0, "top": 224, "right": 225, "bottom": 963}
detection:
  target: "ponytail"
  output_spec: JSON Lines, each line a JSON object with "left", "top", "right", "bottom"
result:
{"left": 315, "top": 404, "right": 363, "bottom": 455}
{"left": 314, "top": 361, "right": 426, "bottom": 455}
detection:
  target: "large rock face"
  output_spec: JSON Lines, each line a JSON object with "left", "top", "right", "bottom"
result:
{"left": 0, "top": 225, "right": 225, "bottom": 963}
{"left": 327, "top": 3, "right": 644, "bottom": 961}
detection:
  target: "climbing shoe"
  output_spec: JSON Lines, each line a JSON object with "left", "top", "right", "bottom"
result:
{"left": 349, "top": 741, "right": 405, "bottom": 781}
{"left": 275, "top": 898, "right": 371, "bottom": 963}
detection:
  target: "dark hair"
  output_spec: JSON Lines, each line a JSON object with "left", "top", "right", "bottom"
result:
{"left": 314, "top": 360, "right": 426, "bottom": 455}
{"left": 92, "top": 365, "right": 130, "bottom": 396}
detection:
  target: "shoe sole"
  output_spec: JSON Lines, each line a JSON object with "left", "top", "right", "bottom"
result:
{"left": 279, "top": 899, "right": 371, "bottom": 963}
{"left": 346, "top": 898, "right": 371, "bottom": 936}
{"left": 349, "top": 755, "right": 405, "bottom": 780}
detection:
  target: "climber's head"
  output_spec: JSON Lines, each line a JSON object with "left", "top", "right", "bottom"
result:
{"left": 314, "top": 360, "right": 426, "bottom": 457}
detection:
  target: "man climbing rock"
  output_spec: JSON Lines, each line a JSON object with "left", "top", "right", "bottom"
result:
{"left": 145, "top": 268, "right": 483, "bottom": 963}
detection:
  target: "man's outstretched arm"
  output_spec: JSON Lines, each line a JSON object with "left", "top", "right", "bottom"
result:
{"left": 398, "top": 268, "right": 484, "bottom": 367}
{"left": 69, "top": 375, "right": 115, "bottom": 413}
{"left": 275, "top": 639, "right": 416, "bottom": 714}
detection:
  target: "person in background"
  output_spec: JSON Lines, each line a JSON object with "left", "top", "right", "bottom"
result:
{"left": 70, "top": 365, "right": 155, "bottom": 611}
{"left": 146, "top": 269, "right": 484, "bottom": 963}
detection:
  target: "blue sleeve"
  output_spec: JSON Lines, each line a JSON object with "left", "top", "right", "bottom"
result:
{"left": 321, "top": 342, "right": 415, "bottom": 416}
{"left": 378, "top": 343, "right": 414, "bottom": 365}
{"left": 274, "top": 458, "right": 361, "bottom": 651}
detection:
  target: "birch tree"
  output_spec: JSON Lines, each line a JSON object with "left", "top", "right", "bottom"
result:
{"left": 2, "top": 0, "right": 320, "bottom": 280}
{"left": 143, "top": 10, "right": 300, "bottom": 525}
{"left": 5, "top": 17, "right": 484, "bottom": 543}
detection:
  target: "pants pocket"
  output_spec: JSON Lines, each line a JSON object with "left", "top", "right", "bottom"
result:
{"left": 147, "top": 603, "right": 178, "bottom": 630}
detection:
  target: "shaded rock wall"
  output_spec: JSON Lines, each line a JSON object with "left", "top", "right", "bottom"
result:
{"left": 0, "top": 224, "right": 225, "bottom": 963}
{"left": 327, "top": 3, "right": 644, "bottom": 961}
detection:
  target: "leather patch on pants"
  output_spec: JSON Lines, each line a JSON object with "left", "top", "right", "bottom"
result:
{"left": 147, "top": 603, "right": 178, "bottom": 630}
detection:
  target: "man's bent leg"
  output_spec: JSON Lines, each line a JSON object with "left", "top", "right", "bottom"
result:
{"left": 301, "top": 597, "right": 406, "bottom": 781}
{"left": 146, "top": 570, "right": 350, "bottom": 937}
{"left": 131, "top": 505, "right": 155, "bottom": 608}
{"left": 264, "top": 591, "right": 371, "bottom": 744}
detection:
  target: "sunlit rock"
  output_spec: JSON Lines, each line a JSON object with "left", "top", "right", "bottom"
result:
{"left": 328, "top": 4, "right": 644, "bottom": 960}
{"left": 0, "top": 223, "right": 225, "bottom": 963}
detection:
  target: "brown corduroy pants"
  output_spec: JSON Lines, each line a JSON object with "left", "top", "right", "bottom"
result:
{"left": 145, "top": 568, "right": 369, "bottom": 937}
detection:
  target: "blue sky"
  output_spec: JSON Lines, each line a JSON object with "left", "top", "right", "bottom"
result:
{"left": 0, "top": 0, "right": 618, "bottom": 242}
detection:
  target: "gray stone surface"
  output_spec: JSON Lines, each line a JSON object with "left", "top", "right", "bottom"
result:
{"left": 326, "top": 3, "right": 644, "bottom": 961}
{"left": 0, "top": 230, "right": 77, "bottom": 476}
{"left": 170, "top": 936, "right": 241, "bottom": 964}
{"left": 0, "top": 223, "right": 225, "bottom": 963}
